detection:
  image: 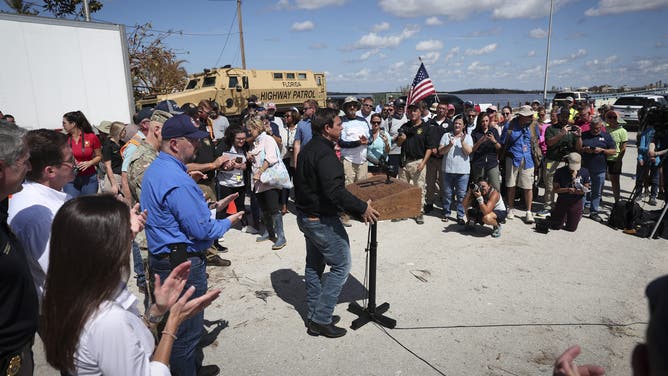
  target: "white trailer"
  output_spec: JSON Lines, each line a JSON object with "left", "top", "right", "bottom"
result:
{"left": 0, "top": 13, "right": 134, "bottom": 129}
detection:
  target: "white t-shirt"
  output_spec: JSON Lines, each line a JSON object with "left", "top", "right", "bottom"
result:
{"left": 388, "top": 115, "right": 408, "bottom": 155}
{"left": 439, "top": 133, "right": 473, "bottom": 174}
{"left": 8, "top": 181, "right": 70, "bottom": 302}
{"left": 340, "top": 117, "right": 370, "bottom": 164}
{"left": 211, "top": 115, "right": 230, "bottom": 141}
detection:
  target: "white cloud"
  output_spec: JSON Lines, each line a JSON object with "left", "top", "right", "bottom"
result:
{"left": 416, "top": 40, "right": 443, "bottom": 51}
{"left": 444, "top": 46, "right": 460, "bottom": 62}
{"left": 309, "top": 43, "right": 327, "bottom": 49}
{"left": 585, "top": 55, "right": 618, "bottom": 67}
{"left": 570, "top": 49, "right": 587, "bottom": 59}
{"left": 291, "top": 21, "right": 314, "bottom": 31}
{"left": 378, "top": 0, "right": 571, "bottom": 20}
{"left": 425, "top": 16, "right": 443, "bottom": 25}
{"left": 372, "top": 22, "right": 390, "bottom": 32}
{"left": 585, "top": 0, "right": 668, "bottom": 16}
{"left": 351, "top": 25, "right": 419, "bottom": 49}
{"left": 275, "top": 0, "right": 290, "bottom": 9}
{"left": 465, "top": 27, "right": 502, "bottom": 37}
{"left": 517, "top": 65, "right": 543, "bottom": 80}
{"left": 464, "top": 43, "right": 497, "bottom": 56}
{"left": 360, "top": 49, "right": 381, "bottom": 60}
{"left": 467, "top": 61, "right": 490, "bottom": 71}
{"left": 551, "top": 59, "right": 569, "bottom": 66}
{"left": 390, "top": 61, "right": 405, "bottom": 70}
{"left": 528, "top": 50, "right": 536, "bottom": 57}
{"left": 420, "top": 52, "right": 440, "bottom": 65}
{"left": 529, "top": 28, "right": 547, "bottom": 38}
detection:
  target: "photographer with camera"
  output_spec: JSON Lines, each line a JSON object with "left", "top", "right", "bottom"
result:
{"left": 542, "top": 107, "right": 583, "bottom": 215}
{"left": 549, "top": 153, "right": 591, "bottom": 232}
{"left": 462, "top": 177, "right": 506, "bottom": 238}
{"left": 649, "top": 123, "right": 668, "bottom": 199}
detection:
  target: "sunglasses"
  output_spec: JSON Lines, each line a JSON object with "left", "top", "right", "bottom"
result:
{"left": 371, "top": 121, "right": 381, "bottom": 125}
{"left": 502, "top": 112, "right": 511, "bottom": 116}
{"left": 363, "top": 104, "right": 373, "bottom": 107}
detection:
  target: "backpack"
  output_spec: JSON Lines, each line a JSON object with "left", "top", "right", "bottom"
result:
{"left": 608, "top": 200, "right": 643, "bottom": 230}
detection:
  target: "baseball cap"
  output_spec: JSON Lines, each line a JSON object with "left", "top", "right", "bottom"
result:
{"left": 135, "top": 107, "right": 154, "bottom": 124}
{"left": 161, "top": 114, "right": 208, "bottom": 140}
{"left": 567, "top": 152, "right": 581, "bottom": 171}
{"left": 566, "top": 96, "right": 574, "bottom": 102}
{"left": 406, "top": 103, "right": 419, "bottom": 111}
{"left": 155, "top": 100, "right": 184, "bottom": 115}
{"left": 267, "top": 102, "right": 277, "bottom": 110}
{"left": 486, "top": 105, "right": 498, "bottom": 113}
{"left": 464, "top": 100, "right": 474, "bottom": 107}
{"left": 517, "top": 105, "right": 534, "bottom": 117}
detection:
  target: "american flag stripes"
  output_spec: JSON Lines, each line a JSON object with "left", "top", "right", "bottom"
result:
{"left": 406, "top": 63, "right": 436, "bottom": 106}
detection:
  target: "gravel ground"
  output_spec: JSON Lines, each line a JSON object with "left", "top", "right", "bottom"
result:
{"left": 33, "top": 133, "right": 667, "bottom": 376}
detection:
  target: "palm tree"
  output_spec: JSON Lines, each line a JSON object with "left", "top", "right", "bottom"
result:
{"left": 3, "top": 0, "right": 38, "bottom": 14}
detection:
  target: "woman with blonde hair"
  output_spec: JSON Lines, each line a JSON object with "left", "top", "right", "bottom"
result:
{"left": 247, "top": 116, "right": 287, "bottom": 250}
{"left": 101, "top": 121, "right": 126, "bottom": 195}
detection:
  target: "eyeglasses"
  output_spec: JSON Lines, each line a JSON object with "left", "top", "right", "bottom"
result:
{"left": 371, "top": 121, "right": 381, "bottom": 125}
{"left": 502, "top": 112, "right": 511, "bottom": 116}
{"left": 363, "top": 104, "right": 373, "bottom": 108}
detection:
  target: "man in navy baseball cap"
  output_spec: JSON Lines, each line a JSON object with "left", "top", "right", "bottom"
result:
{"left": 161, "top": 114, "right": 209, "bottom": 141}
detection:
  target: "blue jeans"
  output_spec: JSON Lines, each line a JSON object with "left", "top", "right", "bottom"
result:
{"left": 442, "top": 172, "right": 469, "bottom": 219}
{"left": 149, "top": 254, "right": 206, "bottom": 376}
{"left": 63, "top": 173, "right": 98, "bottom": 197}
{"left": 131, "top": 240, "right": 146, "bottom": 287}
{"left": 588, "top": 170, "right": 606, "bottom": 214}
{"left": 297, "top": 212, "right": 351, "bottom": 325}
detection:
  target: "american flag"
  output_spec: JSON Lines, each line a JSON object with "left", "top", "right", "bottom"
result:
{"left": 406, "top": 63, "right": 436, "bottom": 106}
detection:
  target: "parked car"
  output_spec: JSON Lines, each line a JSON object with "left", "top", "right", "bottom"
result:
{"left": 612, "top": 95, "right": 668, "bottom": 127}
{"left": 552, "top": 91, "right": 590, "bottom": 108}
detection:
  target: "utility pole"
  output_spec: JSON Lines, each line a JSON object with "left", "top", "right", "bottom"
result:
{"left": 237, "top": 0, "right": 246, "bottom": 69}
{"left": 83, "top": 0, "right": 91, "bottom": 21}
{"left": 542, "top": 0, "right": 554, "bottom": 107}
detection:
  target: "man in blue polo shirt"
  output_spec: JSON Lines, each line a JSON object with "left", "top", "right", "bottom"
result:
{"left": 292, "top": 99, "right": 318, "bottom": 164}
{"left": 141, "top": 114, "right": 243, "bottom": 376}
{"left": 578, "top": 116, "right": 615, "bottom": 222}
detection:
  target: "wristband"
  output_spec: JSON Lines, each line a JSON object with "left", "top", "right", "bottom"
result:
{"left": 476, "top": 196, "right": 484, "bottom": 204}
{"left": 161, "top": 330, "right": 178, "bottom": 340}
{"left": 143, "top": 311, "right": 164, "bottom": 325}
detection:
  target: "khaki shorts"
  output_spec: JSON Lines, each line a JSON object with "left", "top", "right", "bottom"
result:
{"left": 505, "top": 158, "right": 534, "bottom": 189}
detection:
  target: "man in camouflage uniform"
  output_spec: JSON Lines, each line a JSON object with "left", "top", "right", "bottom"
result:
{"left": 127, "top": 110, "right": 168, "bottom": 203}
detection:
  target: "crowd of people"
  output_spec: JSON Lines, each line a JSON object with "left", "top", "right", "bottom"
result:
{"left": 0, "top": 92, "right": 666, "bottom": 375}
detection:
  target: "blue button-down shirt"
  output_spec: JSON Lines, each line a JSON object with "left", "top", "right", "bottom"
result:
{"left": 141, "top": 152, "right": 231, "bottom": 255}
{"left": 505, "top": 121, "right": 535, "bottom": 169}
{"left": 294, "top": 118, "right": 312, "bottom": 146}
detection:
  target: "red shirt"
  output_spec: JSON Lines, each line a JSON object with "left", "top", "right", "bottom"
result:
{"left": 69, "top": 132, "right": 101, "bottom": 176}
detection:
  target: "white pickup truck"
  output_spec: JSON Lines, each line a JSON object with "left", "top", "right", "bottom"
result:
{"left": 612, "top": 95, "right": 667, "bottom": 127}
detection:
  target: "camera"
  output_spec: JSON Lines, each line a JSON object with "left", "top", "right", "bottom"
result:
{"left": 287, "top": 146, "right": 294, "bottom": 153}
{"left": 235, "top": 156, "right": 243, "bottom": 164}
{"left": 469, "top": 183, "right": 480, "bottom": 192}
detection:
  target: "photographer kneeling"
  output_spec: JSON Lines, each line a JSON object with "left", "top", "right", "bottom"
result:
{"left": 549, "top": 152, "right": 590, "bottom": 232}
{"left": 462, "top": 178, "right": 507, "bottom": 238}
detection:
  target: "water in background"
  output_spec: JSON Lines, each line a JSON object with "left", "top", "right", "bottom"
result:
{"left": 456, "top": 93, "right": 554, "bottom": 108}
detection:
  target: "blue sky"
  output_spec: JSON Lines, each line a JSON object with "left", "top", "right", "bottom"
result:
{"left": 4, "top": 0, "right": 668, "bottom": 92}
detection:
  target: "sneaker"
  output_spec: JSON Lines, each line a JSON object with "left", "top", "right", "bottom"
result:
{"left": 244, "top": 225, "right": 260, "bottom": 234}
{"left": 525, "top": 211, "right": 535, "bottom": 224}
{"left": 441, "top": 215, "right": 449, "bottom": 222}
{"left": 491, "top": 226, "right": 501, "bottom": 238}
{"left": 206, "top": 255, "right": 231, "bottom": 267}
{"left": 415, "top": 214, "right": 424, "bottom": 225}
{"left": 507, "top": 209, "right": 515, "bottom": 219}
{"left": 457, "top": 218, "right": 465, "bottom": 225}
{"left": 464, "top": 219, "right": 475, "bottom": 231}
{"left": 535, "top": 209, "right": 551, "bottom": 217}
{"left": 649, "top": 197, "right": 658, "bottom": 206}
{"left": 590, "top": 213, "right": 603, "bottom": 223}
{"left": 198, "top": 365, "right": 220, "bottom": 376}
{"left": 213, "top": 242, "right": 228, "bottom": 253}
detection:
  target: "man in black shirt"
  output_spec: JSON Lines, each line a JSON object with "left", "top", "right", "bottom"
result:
{"left": 0, "top": 120, "right": 37, "bottom": 376}
{"left": 397, "top": 104, "right": 432, "bottom": 224}
{"left": 295, "top": 108, "right": 379, "bottom": 338}
{"left": 424, "top": 102, "right": 451, "bottom": 213}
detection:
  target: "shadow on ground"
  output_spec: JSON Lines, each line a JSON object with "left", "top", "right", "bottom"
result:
{"left": 270, "top": 268, "right": 367, "bottom": 324}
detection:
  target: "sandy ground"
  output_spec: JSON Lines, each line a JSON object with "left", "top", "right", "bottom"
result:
{"left": 33, "top": 133, "right": 667, "bottom": 376}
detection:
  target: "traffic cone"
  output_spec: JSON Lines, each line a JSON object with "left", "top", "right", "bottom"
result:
{"left": 226, "top": 200, "right": 237, "bottom": 215}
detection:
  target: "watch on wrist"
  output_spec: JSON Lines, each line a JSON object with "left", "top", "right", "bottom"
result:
{"left": 144, "top": 312, "right": 164, "bottom": 324}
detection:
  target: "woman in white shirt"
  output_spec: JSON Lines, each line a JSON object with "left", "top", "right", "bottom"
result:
{"left": 438, "top": 117, "right": 473, "bottom": 224}
{"left": 41, "top": 195, "right": 220, "bottom": 375}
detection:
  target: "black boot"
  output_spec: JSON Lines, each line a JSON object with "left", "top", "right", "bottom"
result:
{"left": 307, "top": 321, "right": 347, "bottom": 338}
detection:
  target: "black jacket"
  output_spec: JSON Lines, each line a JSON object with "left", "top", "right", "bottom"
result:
{"left": 295, "top": 134, "right": 367, "bottom": 217}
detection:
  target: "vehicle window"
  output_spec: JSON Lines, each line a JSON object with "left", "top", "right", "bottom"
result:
{"left": 316, "top": 76, "right": 322, "bottom": 86}
{"left": 298, "top": 73, "right": 307, "bottom": 80}
{"left": 273, "top": 72, "right": 283, "bottom": 79}
{"left": 242, "top": 76, "right": 249, "bottom": 89}
{"left": 228, "top": 76, "right": 239, "bottom": 88}
{"left": 286, "top": 73, "right": 295, "bottom": 79}
{"left": 657, "top": 97, "right": 668, "bottom": 106}
{"left": 554, "top": 93, "right": 574, "bottom": 100}
{"left": 614, "top": 97, "right": 645, "bottom": 106}
{"left": 202, "top": 76, "right": 216, "bottom": 87}
{"left": 186, "top": 79, "right": 199, "bottom": 90}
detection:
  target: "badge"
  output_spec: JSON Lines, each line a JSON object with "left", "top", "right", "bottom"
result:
{"left": 417, "top": 128, "right": 423, "bottom": 135}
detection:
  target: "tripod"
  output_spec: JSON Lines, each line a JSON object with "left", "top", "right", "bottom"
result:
{"left": 348, "top": 222, "right": 396, "bottom": 330}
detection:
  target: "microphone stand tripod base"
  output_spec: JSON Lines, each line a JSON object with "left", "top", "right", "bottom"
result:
{"left": 348, "top": 301, "right": 396, "bottom": 330}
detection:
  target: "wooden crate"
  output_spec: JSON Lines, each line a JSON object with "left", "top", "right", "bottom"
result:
{"left": 346, "top": 175, "right": 422, "bottom": 221}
